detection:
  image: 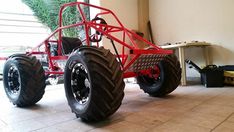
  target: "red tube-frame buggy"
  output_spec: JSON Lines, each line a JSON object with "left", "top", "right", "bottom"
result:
{"left": 2, "top": 2, "right": 181, "bottom": 122}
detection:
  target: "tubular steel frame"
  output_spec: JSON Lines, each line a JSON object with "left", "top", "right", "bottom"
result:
{"left": 24, "top": 2, "right": 173, "bottom": 78}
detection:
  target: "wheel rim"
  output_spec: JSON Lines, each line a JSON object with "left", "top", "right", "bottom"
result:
{"left": 7, "top": 66, "right": 21, "bottom": 95}
{"left": 71, "top": 63, "right": 90, "bottom": 105}
{"left": 48, "top": 77, "right": 59, "bottom": 85}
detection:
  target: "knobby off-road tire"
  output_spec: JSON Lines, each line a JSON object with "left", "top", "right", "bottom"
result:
{"left": 3, "top": 54, "right": 46, "bottom": 107}
{"left": 137, "top": 54, "right": 181, "bottom": 97}
{"left": 64, "top": 46, "right": 125, "bottom": 122}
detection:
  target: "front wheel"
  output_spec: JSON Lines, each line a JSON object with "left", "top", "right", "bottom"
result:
{"left": 64, "top": 46, "right": 125, "bottom": 122}
{"left": 137, "top": 54, "right": 181, "bottom": 97}
{"left": 3, "top": 54, "right": 46, "bottom": 107}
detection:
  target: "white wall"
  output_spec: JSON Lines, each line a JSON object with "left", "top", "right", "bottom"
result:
{"left": 99, "top": 0, "right": 138, "bottom": 31}
{"left": 91, "top": 0, "right": 138, "bottom": 51}
{"left": 149, "top": 0, "right": 234, "bottom": 69}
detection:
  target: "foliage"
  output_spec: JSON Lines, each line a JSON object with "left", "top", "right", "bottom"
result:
{"left": 22, "top": 0, "right": 90, "bottom": 38}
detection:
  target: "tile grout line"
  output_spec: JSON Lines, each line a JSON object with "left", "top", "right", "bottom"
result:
{"left": 85, "top": 116, "right": 132, "bottom": 132}
{"left": 87, "top": 120, "right": 150, "bottom": 132}
{"left": 0, "top": 118, "right": 7, "bottom": 126}
{"left": 2, "top": 85, "right": 230, "bottom": 132}
{"left": 2, "top": 108, "right": 71, "bottom": 130}
{"left": 210, "top": 112, "right": 234, "bottom": 132}
{"left": 132, "top": 92, "right": 208, "bottom": 132}
{"left": 145, "top": 89, "right": 228, "bottom": 132}
{"left": 143, "top": 102, "right": 206, "bottom": 132}
{"left": 30, "top": 118, "right": 77, "bottom": 132}
{"left": 188, "top": 89, "right": 230, "bottom": 112}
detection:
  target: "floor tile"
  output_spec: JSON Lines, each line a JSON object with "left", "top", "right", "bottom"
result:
{"left": 37, "top": 111, "right": 76, "bottom": 126}
{"left": 0, "top": 109, "right": 43, "bottom": 124}
{"left": 8, "top": 119, "right": 47, "bottom": 132}
{"left": 149, "top": 121, "right": 211, "bottom": 132}
{"left": 88, "top": 121, "right": 148, "bottom": 132}
{"left": 123, "top": 112, "right": 163, "bottom": 128}
{"left": 35, "top": 119, "right": 95, "bottom": 132}
{"left": 1, "top": 81, "right": 234, "bottom": 132}
{"left": 191, "top": 104, "right": 234, "bottom": 117}
{"left": 171, "top": 111, "right": 227, "bottom": 129}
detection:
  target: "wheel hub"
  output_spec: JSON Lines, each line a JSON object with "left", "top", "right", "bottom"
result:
{"left": 7, "top": 66, "right": 20, "bottom": 94}
{"left": 48, "top": 76, "right": 59, "bottom": 85}
{"left": 139, "top": 65, "right": 161, "bottom": 80}
{"left": 71, "top": 63, "right": 90, "bottom": 105}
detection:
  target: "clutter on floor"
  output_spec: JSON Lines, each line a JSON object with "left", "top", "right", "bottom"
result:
{"left": 186, "top": 59, "right": 234, "bottom": 87}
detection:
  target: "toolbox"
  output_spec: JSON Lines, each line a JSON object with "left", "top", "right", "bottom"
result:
{"left": 185, "top": 59, "right": 224, "bottom": 87}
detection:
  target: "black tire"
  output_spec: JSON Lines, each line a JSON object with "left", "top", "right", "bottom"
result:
{"left": 137, "top": 54, "right": 181, "bottom": 97}
{"left": 3, "top": 54, "right": 46, "bottom": 107}
{"left": 64, "top": 46, "right": 125, "bottom": 122}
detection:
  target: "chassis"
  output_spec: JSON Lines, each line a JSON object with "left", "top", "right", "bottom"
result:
{"left": 2, "top": 2, "right": 181, "bottom": 122}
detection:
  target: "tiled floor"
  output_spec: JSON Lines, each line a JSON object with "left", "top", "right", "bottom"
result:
{"left": 1, "top": 81, "right": 234, "bottom": 132}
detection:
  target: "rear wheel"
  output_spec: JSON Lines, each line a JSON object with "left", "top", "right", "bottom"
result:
{"left": 137, "top": 54, "right": 181, "bottom": 97}
{"left": 3, "top": 54, "right": 46, "bottom": 107}
{"left": 64, "top": 46, "right": 125, "bottom": 122}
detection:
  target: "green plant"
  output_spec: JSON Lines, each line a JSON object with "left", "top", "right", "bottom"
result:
{"left": 22, "top": 0, "right": 89, "bottom": 38}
